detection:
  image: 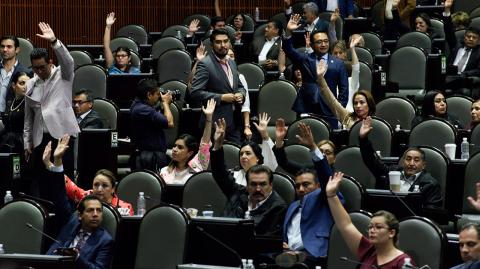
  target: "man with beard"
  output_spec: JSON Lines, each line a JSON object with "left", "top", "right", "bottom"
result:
{"left": 190, "top": 28, "right": 246, "bottom": 144}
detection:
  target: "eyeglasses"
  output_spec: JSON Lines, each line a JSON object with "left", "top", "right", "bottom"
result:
{"left": 116, "top": 54, "right": 129, "bottom": 58}
{"left": 313, "top": 39, "right": 329, "bottom": 45}
{"left": 367, "top": 224, "right": 389, "bottom": 231}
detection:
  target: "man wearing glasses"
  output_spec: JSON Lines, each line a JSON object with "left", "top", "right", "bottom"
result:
{"left": 24, "top": 22, "right": 79, "bottom": 184}
{"left": 73, "top": 89, "right": 103, "bottom": 129}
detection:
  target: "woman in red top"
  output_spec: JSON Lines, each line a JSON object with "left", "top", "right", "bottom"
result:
{"left": 64, "top": 169, "right": 133, "bottom": 216}
{"left": 326, "top": 172, "right": 415, "bottom": 269}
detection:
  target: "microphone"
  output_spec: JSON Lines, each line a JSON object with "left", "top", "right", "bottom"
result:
{"left": 340, "top": 256, "right": 377, "bottom": 269}
{"left": 195, "top": 226, "right": 244, "bottom": 269}
{"left": 26, "top": 223, "right": 61, "bottom": 245}
{"left": 389, "top": 190, "right": 417, "bottom": 217}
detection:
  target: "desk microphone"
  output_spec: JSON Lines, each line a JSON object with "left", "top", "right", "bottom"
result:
{"left": 195, "top": 226, "right": 243, "bottom": 269}
{"left": 388, "top": 190, "right": 417, "bottom": 216}
{"left": 26, "top": 223, "right": 61, "bottom": 245}
{"left": 340, "top": 256, "right": 378, "bottom": 269}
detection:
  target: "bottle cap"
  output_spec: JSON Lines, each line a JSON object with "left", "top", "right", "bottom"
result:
{"left": 139, "top": 192, "right": 144, "bottom": 195}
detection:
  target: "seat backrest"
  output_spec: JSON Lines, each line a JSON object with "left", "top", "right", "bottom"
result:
{"left": 182, "top": 171, "right": 227, "bottom": 216}
{"left": 358, "top": 61, "right": 372, "bottom": 92}
{"left": 286, "top": 116, "right": 331, "bottom": 146}
{"left": 376, "top": 96, "right": 416, "bottom": 130}
{"left": 151, "top": 36, "right": 185, "bottom": 59}
{"left": 463, "top": 152, "right": 480, "bottom": 213}
{"left": 128, "top": 50, "right": 142, "bottom": 69}
{"left": 101, "top": 203, "right": 120, "bottom": 240}
{"left": 270, "top": 13, "right": 287, "bottom": 33}
{"left": 93, "top": 98, "right": 119, "bottom": 130}
{"left": 253, "top": 23, "right": 268, "bottom": 41}
{"left": 335, "top": 147, "right": 376, "bottom": 188}
{"left": 284, "top": 144, "right": 314, "bottom": 168}
{"left": 389, "top": 46, "right": 427, "bottom": 97}
{"left": 398, "top": 217, "right": 445, "bottom": 269}
{"left": 116, "top": 24, "right": 149, "bottom": 45}
{"left": 471, "top": 125, "right": 480, "bottom": 155}
{"left": 0, "top": 199, "right": 46, "bottom": 254}
{"left": 161, "top": 25, "right": 189, "bottom": 39}
{"left": 418, "top": 146, "right": 449, "bottom": 208}
{"left": 159, "top": 80, "right": 188, "bottom": 108}
{"left": 326, "top": 210, "right": 371, "bottom": 269}
{"left": 163, "top": 102, "right": 181, "bottom": 148}
{"left": 349, "top": 46, "right": 374, "bottom": 65}
{"left": 370, "top": 0, "right": 385, "bottom": 31}
{"left": 238, "top": 63, "right": 265, "bottom": 90}
{"left": 18, "top": 37, "right": 34, "bottom": 68}
{"left": 222, "top": 142, "right": 240, "bottom": 170}
{"left": 430, "top": 18, "right": 445, "bottom": 38}
{"left": 258, "top": 80, "right": 297, "bottom": 125}
{"left": 349, "top": 116, "right": 393, "bottom": 156}
{"left": 447, "top": 95, "right": 473, "bottom": 128}
{"left": 396, "top": 31, "right": 432, "bottom": 54}
{"left": 157, "top": 49, "right": 192, "bottom": 84}
{"left": 226, "top": 14, "right": 255, "bottom": 31}
{"left": 135, "top": 204, "right": 189, "bottom": 269}
{"left": 110, "top": 36, "right": 139, "bottom": 53}
{"left": 471, "top": 6, "right": 480, "bottom": 19}
{"left": 455, "top": 30, "right": 466, "bottom": 48}
{"left": 360, "top": 32, "right": 382, "bottom": 55}
{"left": 339, "top": 175, "right": 364, "bottom": 212}
{"left": 272, "top": 172, "right": 296, "bottom": 205}
{"left": 453, "top": 0, "right": 479, "bottom": 13}
{"left": 409, "top": 118, "right": 456, "bottom": 151}
{"left": 116, "top": 170, "right": 166, "bottom": 214}
{"left": 73, "top": 64, "right": 107, "bottom": 98}
{"left": 70, "top": 50, "right": 93, "bottom": 69}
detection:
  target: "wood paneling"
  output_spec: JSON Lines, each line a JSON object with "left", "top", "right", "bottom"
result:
{"left": 0, "top": 0, "right": 375, "bottom": 45}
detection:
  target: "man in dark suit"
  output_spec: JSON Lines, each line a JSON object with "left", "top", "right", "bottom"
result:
{"left": 73, "top": 89, "right": 103, "bottom": 129}
{"left": 251, "top": 20, "right": 283, "bottom": 71}
{"left": 42, "top": 135, "right": 113, "bottom": 269}
{"left": 309, "top": 0, "right": 354, "bottom": 18}
{"left": 190, "top": 28, "right": 246, "bottom": 144}
{"left": 444, "top": 0, "right": 480, "bottom": 97}
{"left": 283, "top": 14, "right": 349, "bottom": 128}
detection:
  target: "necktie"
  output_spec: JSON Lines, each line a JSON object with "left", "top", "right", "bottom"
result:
{"left": 456, "top": 48, "right": 471, "bottom": 74}
{"left": 75, "top": 231, "right": 88, "bottom": 250}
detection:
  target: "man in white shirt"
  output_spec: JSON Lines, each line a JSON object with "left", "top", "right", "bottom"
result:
{"left": 251, "top": 20, "right": 283, "bottom": 71}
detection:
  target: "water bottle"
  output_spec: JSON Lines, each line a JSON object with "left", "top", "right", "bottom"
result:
{"left": 402, "top": 257, "right": 414, "bottom": 269}
{"left": 241, "top": 259, "right": 247, "bottom": 268}
{"left": 279, "top": 72, "right": 285, "bottom": 80}
{"left": 315, "top": 267, "right": 322, "bottom": 269}
{"left": 4, "top": 191, "right": 13, "bottom": 204}
{"left": 247, "top": 259, "right": 255, "bottom": 269}
{"left": 461, "top": 137, "right": 470, "bottom": 160}
{"left": 254, "top": 7, "right": 260, "bottom": 21}
{"left": 0, "top": 244, "right": 5, "bottom": 254}
{"left": 137, "top": 192, "right": 146, "bottom": 216}
{"left": 244, "top": 211, "right": 251, "bottom": 219}
{"left": 395, "top": 124, "right": 401, "bottom": 132}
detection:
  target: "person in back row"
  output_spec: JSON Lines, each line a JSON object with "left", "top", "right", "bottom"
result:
{"left": 359, "top": 116, "right": 443, "bottom": 209}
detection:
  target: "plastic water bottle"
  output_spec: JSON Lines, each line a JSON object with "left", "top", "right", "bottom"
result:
{"left": 241, "top": 259, "right": 247, "bottom": 268}
{"left": 395, "top": 124, "right": 401, "bottom": 132}
{"left": 0, "top": 244, "right": 5, "bottom": 254}
{"left": 279, "top": 72, "right": 285, "bottom": 80}
{"left": 137, "top": 192, "right": 146, "bottom": 216}
{"left": 244, "top": 211, "right": 251, "bottom": 219}
{"left": 402, "top": 257, "right": 414, "bottom": 269}
{"left": 4, "top": 191, "right": 13, "bottom": 204}
{"left": 461, "top": 137, "right": 470, "bottom": 160}
{"left": 254, "top": 7, "right": 260, "bottom": 21}
{"left": 247, "top": 259, "right": 255, "bottom": 269}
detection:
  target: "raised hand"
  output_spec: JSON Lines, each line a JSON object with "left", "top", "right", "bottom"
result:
{"left": 305, "top": 31, "right": 311, "bottom": 48}
{"left": 36, "top": 22, "right": 56, "bottom": 42}
{"left": 196, "top": 43, "right": 207, "bottom": 61}
{"left": 286, "top": 14, "right": 302, "bottom": 34}
{"left": 444, "top": 0, "right": 453, "bottom": 11}
{"left": 42, "top": 141, "right": 53, "bottom": 169}
{"left": 161, "top": 91, "right": 173, "bottom": 104}
{"left": 316, "top": 61, "right": 327, "bottom": 77}
{"left": 359, "top": 117, "right": 373, "bottom": 138}
{"left": 284, "top": 0, "right": 291, "bottom": 6}
{"left": 253, "top": 112, "right": 271, "bottom": 140}
{"left": 188, "top": 19, "right": 200, "bottom": 34}
{"left": 275, "top": 118, "right": 288, "bottom": 146}
{"left": 213, "top": 118, "right": 226, "bottom": 150}
{"left": 467, "top": 182, "right": 480, "bottom": 211}
{"left": 296, "top": 122, "right": 316, "bottom": 150}
{"left": 326, "top": 172, "right": 344, "bottom": 198}
{"left": 53, "top": 134, "right": 70, "bottom": 161}
{"left": 202, "top": 99, "right": 216, "bottom": 118}
{"left": 331, "top": 8, "right": 340, "bottom": 24}
{"left": 106, "top": 12, "right": 116, "bottom": 27}
{"left": 350, "top": 34, "right": 362, "bottom": 48}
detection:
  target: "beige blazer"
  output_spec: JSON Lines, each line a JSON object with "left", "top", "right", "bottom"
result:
{"left": 24, "top": 40, "right": 79, "bottom": 150}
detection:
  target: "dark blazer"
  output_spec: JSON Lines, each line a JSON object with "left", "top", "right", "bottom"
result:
{"left": 43, "top": 171, "right": 114, "bottom": 269}
{"left": 282, "top": 37, "right": 349, "bottom": 128}
{"left": 310, "top": 0, "right": 354, "bottom": 18}
{"left": 190, "top": 53, "right": 246, "bottom": 139}
{"left": 359, "top": 136, "right": 443, "bottom": 209}
{"left": 444, "top": 14, "right": 480, "bottom": 77}
{"left": 4, "top": 62, "right": 32, "bottom": 106}
{"left": 79, "top": 110, "right": 104, "bottom": 129}
{"left": 251, "top": 37, "right": 281, "bottom": 70}
{"left": 211, "top": 146, "right": 287, "bottom": 236}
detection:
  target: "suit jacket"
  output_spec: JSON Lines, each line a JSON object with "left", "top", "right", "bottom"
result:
{"left": 79, "top": 110, "right": 103, "bottom": 129}
{"left": 310, "top": 0, "right": 354, "bottom": 18}
{"left": 24, "top": 40, "right": 80, "bottom": 150}
{"left": 359, "top": 136, "right": 443, "bottom": 209}
{"left": 251, "top": 36, "right": 281, "bottom": 70}
{"left": 190, "top": 53, "right": 246, "bottom": 135}
{"left": 444, "top": 14, "right": 480, "bottom": 77}
{"left": 211, "top": 146, "right": 287, "bottom": 236}
{"left": 282, "top": 37, "right": 349, "bottom": 128}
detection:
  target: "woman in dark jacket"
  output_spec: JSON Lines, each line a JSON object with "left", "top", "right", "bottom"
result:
{"left": 411, "top": 90, "right": 463, "bottom": 129}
